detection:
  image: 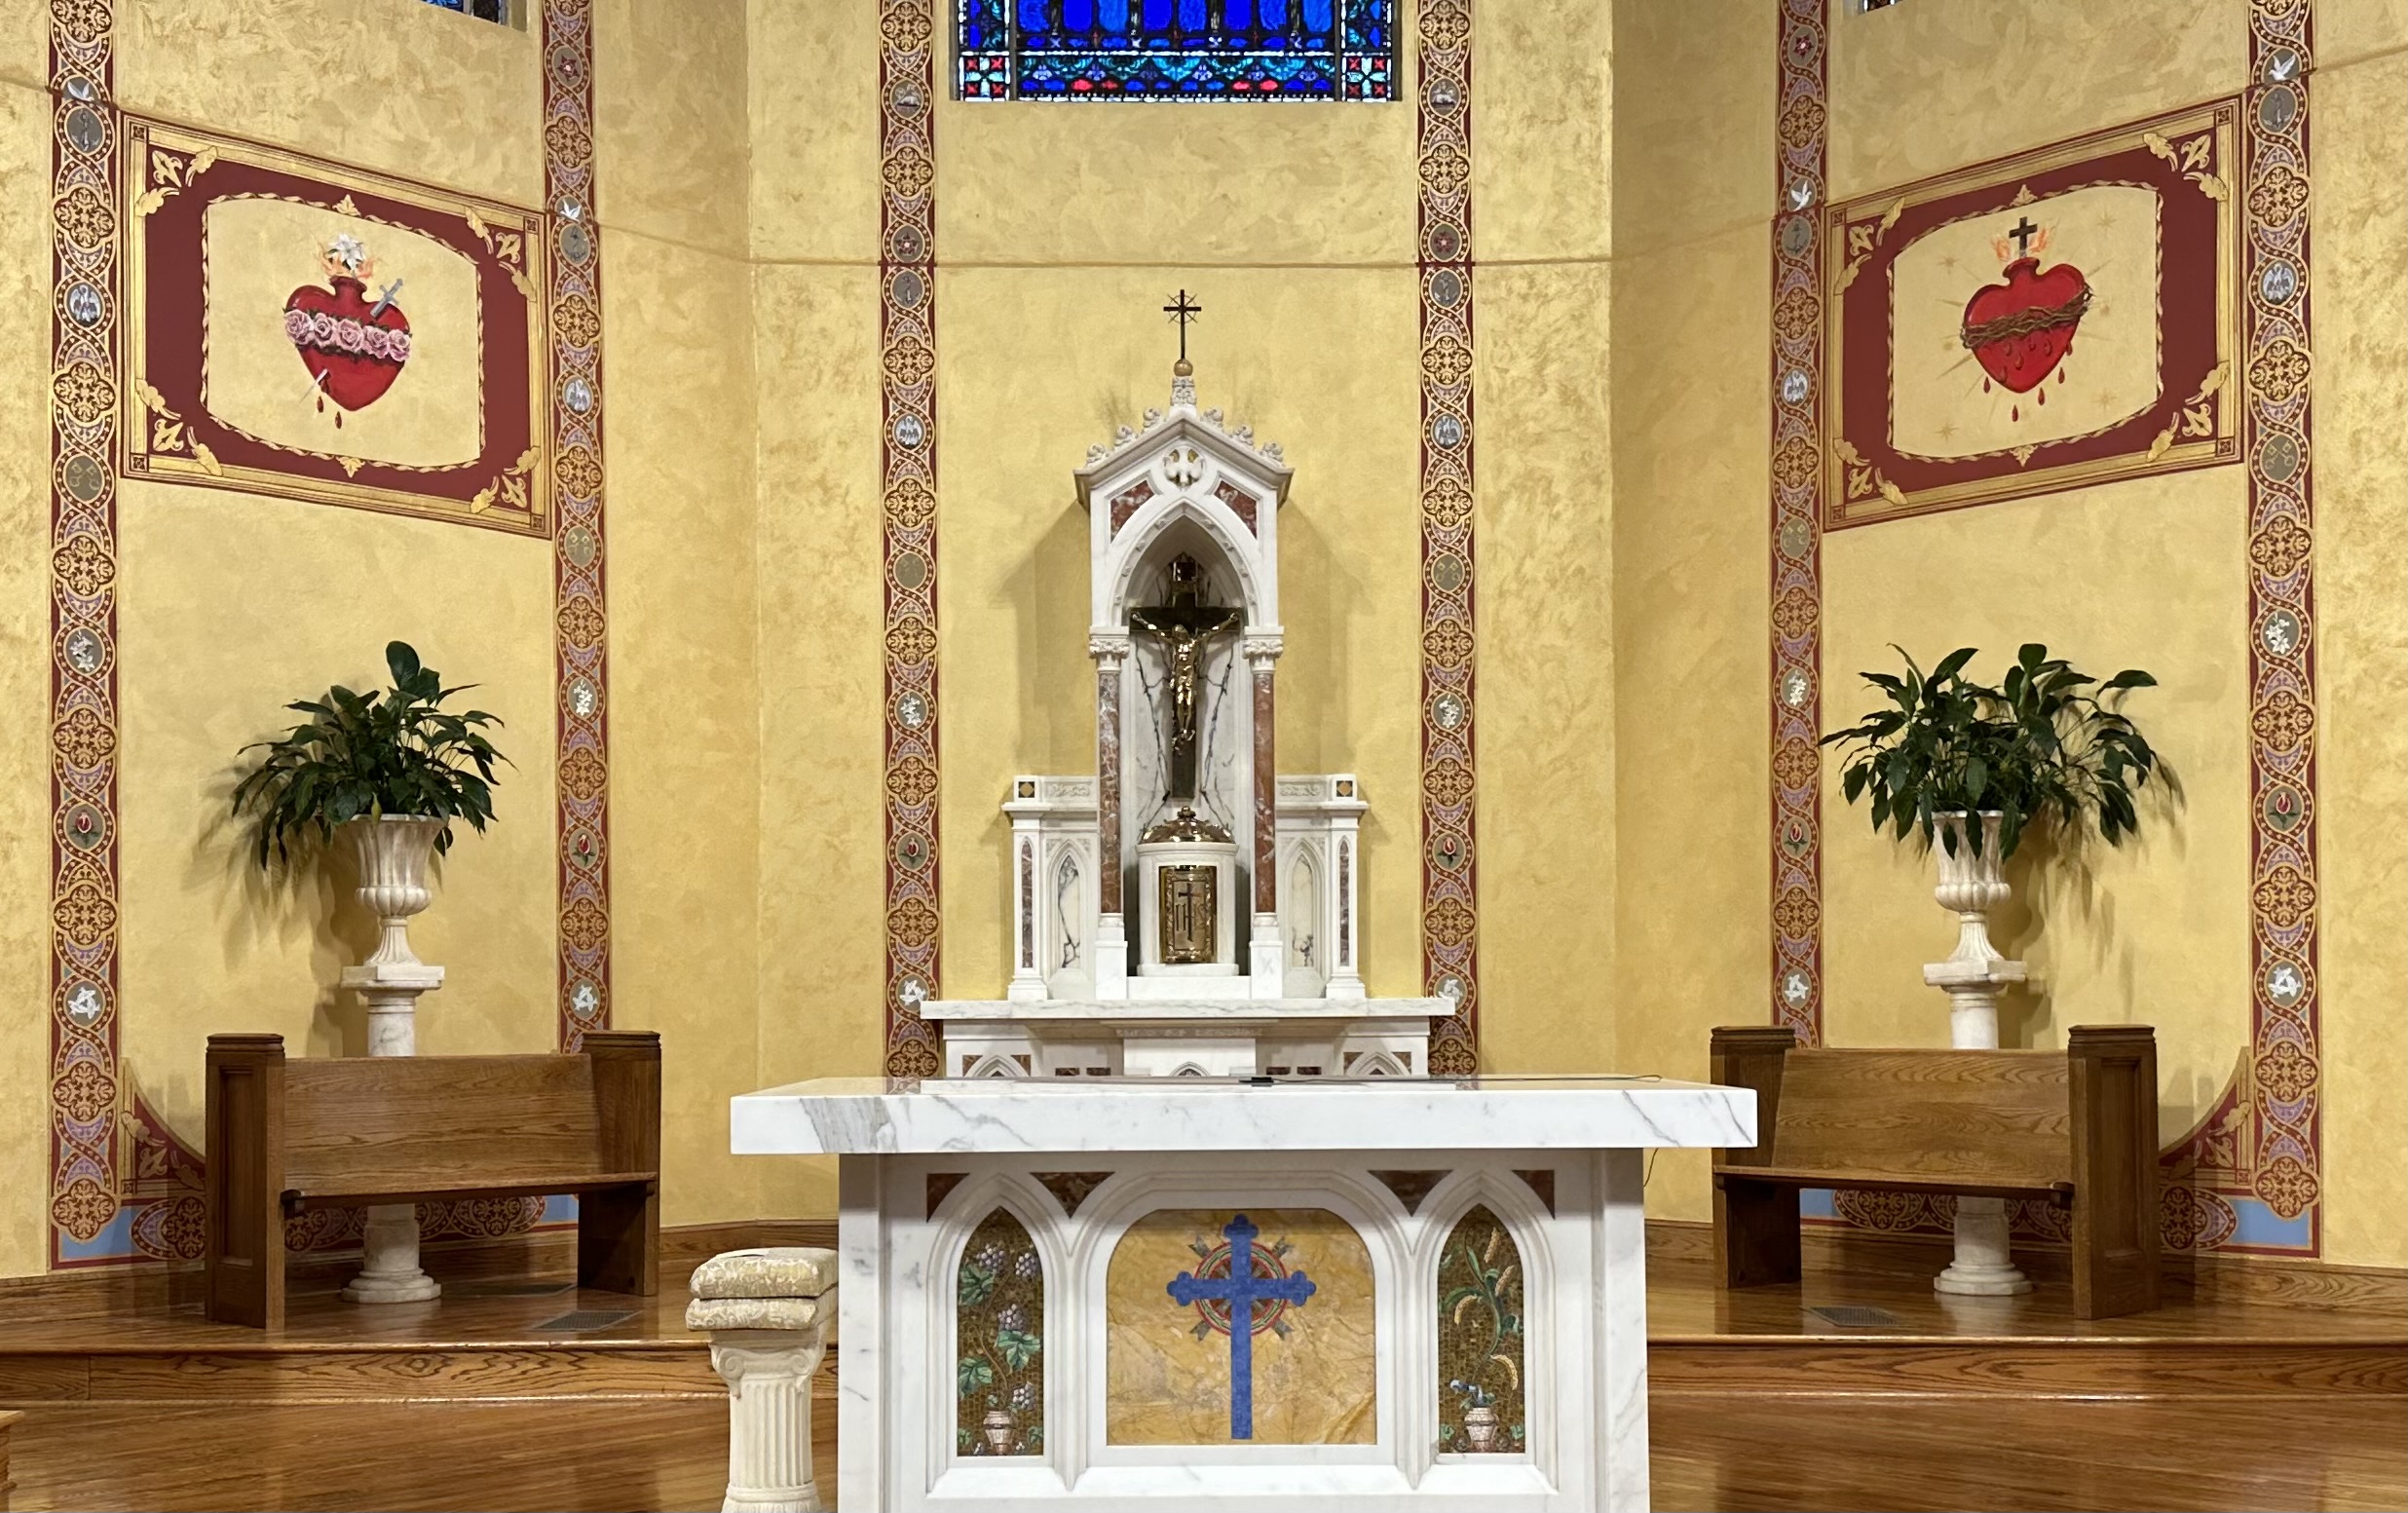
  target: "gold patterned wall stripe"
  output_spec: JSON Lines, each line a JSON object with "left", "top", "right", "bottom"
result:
{"left": 1768, "top": 0, "right": 1828, "bottom": 1044}
{"left": 1416, "top": 0, "right": 1478, "bottom": 1077}
{"left": 544, "top": 0, "right": 613, "bottom": 1048}
{"left": 47, "top": 0, "right": 126, "bottom": 1263}
{"left": 881, "top": 0, "right": 943, "bottom": 1077}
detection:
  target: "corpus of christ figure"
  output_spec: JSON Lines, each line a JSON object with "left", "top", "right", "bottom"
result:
{"left": 1130, "top": 553, "right": 1241, "bottom": 806}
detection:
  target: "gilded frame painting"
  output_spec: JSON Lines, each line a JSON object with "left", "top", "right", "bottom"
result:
{"left": 1822, "top": 99, "right": 2242, "bottom": 530}
{"left": 119, "top": 118, "right": 551, "bottom": 537}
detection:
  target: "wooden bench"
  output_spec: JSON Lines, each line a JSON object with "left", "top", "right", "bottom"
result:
{"left": 205, "top": 1031, "right": 661, "bottom": 1328}
{"left": 1709, "top": 1024, "right": 2160, "bottom": 1319}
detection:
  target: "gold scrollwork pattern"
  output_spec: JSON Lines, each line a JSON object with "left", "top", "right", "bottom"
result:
{"left": 1770, "top": 0, "right": 1827, "bottom": 1042}
{"left": 2161, "top": 0, "right": 2322, "bottom": 1256}
{"left": 545, "top": 0, "right": 611, "bottom": 1047}
{"left": 1417, "top": 0, "right": 1477, "bottom": 1078}
{"left": 48, "top": 0, "right": 122, "bottom": 1259}
{"left": 883, "top": 0, "right": 943, "bottom": 1078}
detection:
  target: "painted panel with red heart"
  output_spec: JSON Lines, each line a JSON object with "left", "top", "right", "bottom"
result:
{"left": 284, "top": 232, "right": 412, "bottom": 414}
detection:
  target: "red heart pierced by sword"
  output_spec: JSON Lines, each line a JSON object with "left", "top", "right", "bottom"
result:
{"left": 284, "top": 275, "right": 412, "bottom": 415}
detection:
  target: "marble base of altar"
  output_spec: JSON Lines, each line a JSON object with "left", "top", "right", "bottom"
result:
{"left": 732, "top": 1076, "right": 1753, "bottom": 1512}
{"left": 924, "top": 998, "right": 1445, "bottom": 1080}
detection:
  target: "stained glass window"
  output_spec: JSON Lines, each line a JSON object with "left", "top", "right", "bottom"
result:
{"left": 959, "top": 0, "right": 1394, "bottom": 101}
{"left": 421, "top": 0, "right": 511, "bottom": 22}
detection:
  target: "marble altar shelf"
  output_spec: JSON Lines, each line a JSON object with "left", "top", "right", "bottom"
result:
{"left": 736, "top": 1076, "right": 1752, "bottom": 1511}
{"left": 734, "top": 1075, "right": 1750, "bottom": 1158}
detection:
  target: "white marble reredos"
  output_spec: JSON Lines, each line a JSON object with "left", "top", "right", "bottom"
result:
{"left": 922, "top": 997, "right": 1447, "bottom": 1021}
{"left": 731, "top": 1076, "right": 1753, "bottom": 1156}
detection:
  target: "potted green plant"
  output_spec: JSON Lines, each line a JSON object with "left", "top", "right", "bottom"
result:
{"left": 230, "top": 640, "right": 506, "bottom": 1055}
{"left": 1822, "top": 643, "right": 2159, "bottom": 1298}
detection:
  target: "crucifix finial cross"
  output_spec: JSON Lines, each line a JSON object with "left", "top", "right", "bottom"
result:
{"left": 1163, "top": 288, "right": 1203, "bottom": 365}
{"left": 2009, "top": 215, "right": 2041, "bottom": 257}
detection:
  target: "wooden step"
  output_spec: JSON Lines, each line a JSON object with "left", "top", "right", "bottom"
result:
{"left": 1651, "top": 1334, "right": 2408, "bottom": 1398}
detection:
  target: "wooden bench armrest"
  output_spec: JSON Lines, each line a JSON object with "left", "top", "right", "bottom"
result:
{"left": 1712, "top": 1163, "right": 2074, "bottom": 1206}
{"left": 282, "top": 1170, "right": 658, "bottom": 1214}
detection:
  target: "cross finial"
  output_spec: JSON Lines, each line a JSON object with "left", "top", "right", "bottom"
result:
{"left": 2009, "top": 215, "right": 2040, "bottom": 257}
{"left": 1163, "top": 288, "right": 1202, "bottom": 374}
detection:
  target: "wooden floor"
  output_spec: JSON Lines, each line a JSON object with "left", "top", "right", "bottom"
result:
{"left": 2, "top": 1245, "right": 2400, "bottom": 1510}
{"left": 8, "top": 1394, "right": 2403, "bottom": 1512}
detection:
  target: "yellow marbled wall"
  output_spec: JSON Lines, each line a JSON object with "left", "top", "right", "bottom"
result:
{"left": 1608, "top": 0, "right": 1774, "bottom": 1230}
{"left": 1107, "top": 1209, "right": 1376, "bottom": 1445}
{"left": 0, "top": 68, "right": 56, "bottom": 1279}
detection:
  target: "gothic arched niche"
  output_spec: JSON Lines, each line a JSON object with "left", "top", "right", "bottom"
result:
{"left": 1438, "top": 1203, "right": 1526, "bottom": 1455}
{"left": 956, "top": 1208, "right": 1045, "bottom": 1456}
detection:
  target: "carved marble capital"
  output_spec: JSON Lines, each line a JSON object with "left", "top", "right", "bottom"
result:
{"left": 1242, "top": 634, "right": 1284, "bottom": 664}
{"left": 1089, "top": 633, "right": 1132, "bottom": 667}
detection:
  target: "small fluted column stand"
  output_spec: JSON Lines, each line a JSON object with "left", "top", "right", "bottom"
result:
{"left": 688, "top": 1248, "right": 839, "bottom": 1513}
{"left": 1924, "top": 812, "right": 2033, "bottom": 1298}
{"left": 339, "top": 815, "right": 445, "bottom": 1305}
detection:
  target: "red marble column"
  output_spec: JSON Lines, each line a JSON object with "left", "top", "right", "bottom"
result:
{"left": 1253, "top": 659, "right": 1276, "bottom": 914}
{"left": 1096, "top": 651, "right": 1123, "bottom": 916}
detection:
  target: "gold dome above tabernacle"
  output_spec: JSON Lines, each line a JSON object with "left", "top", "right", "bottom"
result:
{"left": 1142, "top": 805, "right": 1232, "bottom": 845}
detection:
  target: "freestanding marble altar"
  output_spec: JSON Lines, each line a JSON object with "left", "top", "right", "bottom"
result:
{"left": 733, "top": 1075, "right": 1754, "bottom": 1511}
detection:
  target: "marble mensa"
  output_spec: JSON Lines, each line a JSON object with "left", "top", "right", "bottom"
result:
{"left": 733, "top": 1075, "right": 1755, "bottom": 1512}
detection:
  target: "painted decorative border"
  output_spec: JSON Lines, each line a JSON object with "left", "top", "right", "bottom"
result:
{"left": 881, "top": 0, "right": 944, "bottom": 1077}
{"left": 544, "top": 0, "right": 612, "bottom": 1048}
{"left": 1416, "top": 0, "right": 1478, "bottom": 1078}
{"left": 1768, "top": 0, "right": 1828, "bottom": 1045}
{"left": 118, "top": 120, "right": 550, "bottom": 537}
{"left": 1821, "top": 102, "right": 2241, "bottom": 530}
{"left": 47, "top": 0, "right": 127, "bottom": 1264}
{"left": 2161, "top": 0, "right": 2321, "bottom": 1257}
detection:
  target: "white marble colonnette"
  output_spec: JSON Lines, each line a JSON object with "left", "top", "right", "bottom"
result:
{"left": 734, "top": 1077, "right": 1753, "bottom": 1513}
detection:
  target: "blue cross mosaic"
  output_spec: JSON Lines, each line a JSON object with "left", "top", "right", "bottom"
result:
{"left": 1166, "top": 1213, "right": 1317, "bottom": 1440}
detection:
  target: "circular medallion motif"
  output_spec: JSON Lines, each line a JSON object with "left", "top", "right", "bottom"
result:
{"left": 1431, "top": 414, "right": 1464, "bottom": 449}
{"left": 63, "top": 75, "right": 94, "bottom": 101}
{"left": 557, "top": 196, "right": 583, "bottom": 221}
{"left": 2261, "top": 46, "right": 2301, "bottom": 85}
{"left": 1430, "top": 554, "right": 1465, "bottom": 591}
{"left": 891, "top": 80, "right": 925, "bottom": 115}
{"left": 1781, "top": 215, "right": 1813, "bottom": 256}
{"left": 2258, "top": 84, "right": 2299, "bottom": 133}
{"left": 65, "top": 282, "right": 102, "bottom": 326}
{"left": 2259, "top": 433, "right": 2301, "bottom": 484}
{"left": 562, "top": 223, "right": 592, "bottom": 265}
{"left": 897, "top": 976, "right": 927, "bottom": 1007}
{"left": 892, "top": 549, "right": 928, "bottom": 590}
{"left": 64, "top": 455, "right": 104, "bottom": 503}
{"left": 567, "top": 676, "right": 600, "bottom": 718}
{"left": 63, "top": 105, "right": 105, "bottom": 154}
{"left": 63, "top": 627, "right": 103, "bottom": 674}
{"left": 893, "top": 413, "right": 925, "bottom": 449}
{"left": 1782, "top": 969, "right": 1811, "bottom": 1006}
{"left": 890, "top": 225, "right": 925, "bottom": 262}
{"left": 571, "top": 981, "right": 601, "bottom": 1016}
{"left": 1779, "top": 515, "right": 1813, "bottom": 560}
{"left": 1429, "top": 79, "right": 1459, "bottom": 109}
{"left": 1429, "top": 268, "right": 1462, "bottom": 309}
{"left": 2261, "top": 781, "right": 2307, "bottom": 835}
{"left": 1786, "top": 177, "right": 1816, "bottom": 212}
{"left": 896, "top": 835, "right": 929, "bottom": 871}
{"left": 1179, "top": 1227, "right": 1308, "bottom": 1339}
{"left": 562, "top": 525, "right": 598, "bottom": 568}
{"left": 1781, "top": 667, "right": 1811, "bottom": 707}
{"left": 2264, "top": 958, "right": 2307, "bottom": 1008}
{"left": 568, "top": 828, "right": 603, "bottom": 868}
{"left": 564, "top": 376, "right": 593, "bottom": 414}
{"left": 2259, "top": 261, "right": 2298, "bottom": 305}
{"left": 1439, "top": 975, "right": 1464, "bottom": 1002}
{"left": 1432, "top": 692, "right": 1466, "bottom": 730}
{"left": 63, "top": 802, "right": 105, "bottom": 851}
{"left": 62, "top": 980, "right": 105, "bottom": 1028}
{"left": 1781, "top": 368, "right": 1811, "bottom": 405}
{"left": 1427, "top": 223, "right": 1462, "bottom": 261}
{"left": 891, "top": 269, "right": 925, "bottom": 309}
{"left": 2260, "top": 608, "right": 2302, "bottom": 656}
{"left": 898, "top": 692, "right": 929, "bottom": 729}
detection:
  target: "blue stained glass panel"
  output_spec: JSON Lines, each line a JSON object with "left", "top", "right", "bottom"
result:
{"left": 960, "top": 0, "right": 1391, "bottom": 99}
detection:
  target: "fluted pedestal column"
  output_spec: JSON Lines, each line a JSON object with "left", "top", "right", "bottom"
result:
{"left": 1925, "top": 812, "right": 2032, "bottom": 1299}
{"left": 688, "top": 1248, "right": 839, "bottom": 1513}
{"left": 339, "top": 815, "right": 445, "bottom": 1305}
